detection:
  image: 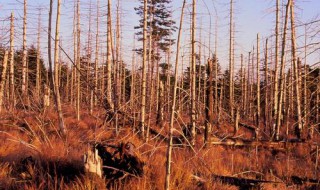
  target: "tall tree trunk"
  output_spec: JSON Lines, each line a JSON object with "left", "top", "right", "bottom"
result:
{"left": 94, "top": 0, "right": 99, "bottom": 106}
{"left": 22, "top": 0, "right": 27, "bottom": 99}
{"left": 87, "top": 0, "right": 93, "bottom": 113}
{"left": 36, "top": 10, "right": 41, "bottom": 101}
{"left": 256, "top": 33, "right": 261, "bottom": 127}
{"left": 276, "top": 0, "right": 291, "bottom": 141}
{"left": 76, "top": 0, "right": 81, "bottom": 120}
{"left": 9, "top": 12, "right": 15, "bottom": 110}
{"left": 140, "top": 0, "right": 147, "bottom": 138}
{"left": 190, "top": 0, "right": 197, "bottom": 146}
{"left": 229, "top": 0, "right": 234, "bottom": 120}
{"left": 290, "top": 0, "right": 302, "bottom": 139}
{"left": 165, "top": 1, "right": 185, "bottom": 189}
{"left": 48, "top": 0, "right": 66, "bottom": 135}
{"left": 0, "top": 51, "right": 8, "bottom": 112}
{"left": 264, "top": 38, "right": 269, "bottom": 132}
{"left": 54, "top": 0, "right": 66, "bottom": 135}
{"left": 273, "top": 0, "right": 280, "bottom": 130}
{"left": 205, "top": 58, "right": 214, "bottom": 143}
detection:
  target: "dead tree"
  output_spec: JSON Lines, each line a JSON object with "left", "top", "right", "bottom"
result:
{"left": 256, "top": 33, "right": 261, "bottom": 126}
{"left": 22, "top": 0, "right": 27, "bottom": 99}
{"left": 36, "top": 10, "right": 41, "bottom": 101}
{"left": 273, "top": 0, "right": 280, "bottom": 131}
{"left": 276, "top": 0, "right": 291, "bottom": 141}
{"left": 290, "top": 0, "right": 302, "bottom": 139}
{"left": 264, "top": 38, "right": 269, "bottom": 132}
{"left": 48, "top": 0, "right": 66, "bottom": 136}
{"left": 229, "top": 0, "right": 234, "bottom": 121}
{"left": 9, "top": 12, "right": 15, "bottom": 109}
{"left": 156, "top": 81, "right": 164, "bottom": 126}
{"left": 165, "top": 1, "right": 185, "bottom": 189}
{"left": 190, "top": 0, "right": 197, "bottom": 146}
{"left": 205, "top": 58, "right": 214, "bottom": 143}
{"left": 0, "top": 51, "right": 8, "bottom": 112}
{"left": 76, "top": 0, "right": 81, "bottom": 120}
{"left": 140, "top": 0, "right": 147, "bottom": 138}
{"left": 94, "top": 0, "right": 99, "bottom": 106}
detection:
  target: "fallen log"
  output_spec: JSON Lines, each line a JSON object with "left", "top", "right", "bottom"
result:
{"left": 83, "top": 142, "right": 144, "bottom": 187}
{"left": 210, "top": 138, "right": 316, "bottom": 150}
{"left": 212, "top": 174, "right": 281, "bottom": 189}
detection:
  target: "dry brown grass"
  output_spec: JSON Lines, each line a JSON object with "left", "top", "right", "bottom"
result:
{"left": 0, "top": 106, "right": 319, "bottom": 190}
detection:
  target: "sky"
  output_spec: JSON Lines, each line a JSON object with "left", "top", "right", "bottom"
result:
{"left": 0, "top": 0, "right": 319, "bottom": 71}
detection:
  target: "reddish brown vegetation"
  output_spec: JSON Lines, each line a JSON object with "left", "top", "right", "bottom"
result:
{"left": 0, "top": 106, "right": 319, "bottom": 190}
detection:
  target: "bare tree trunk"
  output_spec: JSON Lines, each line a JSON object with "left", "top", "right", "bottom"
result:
{"left": 36, "top": 10, "right": 41, "bottom": 101}
{"left": 0, "top": 51, "right": 8, "bottom": 112}
{"left": 205, "top": 58, "right": 214, "bottom": 143}
{"left": 256, "top": 33, "right": 261, "bottom": 127}
{"left": 229, "top": 0, "right": 234, "bottom": 120}
{"left": 290, "top": 0, "right": 302, "bottom": 139}
{"left": 140, "top": 0, "right": 148, "bottom": 138}
{"left": 22, "top": 0, "right": 27, "bottom": 99}
{"left": 240, "top": 54, "right": 244, "bottom": 111}
{"left": 273, "top": 0, "right": 280, "bottom": 130}
{"left": 48, "top": 0, "right": 66, "bottom": 135}
{"left": 165, "top": 1, "right": 185, "bottom": 189}
{"left": 87, "top": 0, "right": 93, "bottom": 113}
{"left": 264, "top": 38, "right": 269, "bottom": 132}
{"left": 190, "top": 0, "right": 197, "bottom": 146}
{"left": 94, "top": 0, "right": 99, "bottom": 106}
{"left": 54, "top": 0, "right": 66, "bottom": 135}
{"left": 76, "top": 0, "right": 81, "bottom": 120}
{"left": 247, "top": 52, "right": 251, "bottom": 116}
{"left": 114, "top": 0, "right": 121, "bottom": 134}
{"left": 276, "top": 0, "right": 291, "bottom": 141}
{"left": 9, "top": 12, "right": 15, "bottom": 110}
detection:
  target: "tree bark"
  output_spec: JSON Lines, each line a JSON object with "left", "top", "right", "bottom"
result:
{"left": 205, "top": 58, "right": 214, "bottom": 143}
{"left": 276, "top": 0, "right": 291, "bottom": 141}
{"left": 140, "top": 0, "right": 148, "bottom": 138}
{"left": 256, "top": 33, "right": 261, "bottom": 127}
{"left": 0, "top": 51, "right": 8, "bottom": 112}
{"left": 165, "top": 1, "right": 185, "bottom": 189}
{"left": 22, "top": 0, "right": 27, "bottom": 98}
{"left": 9, "top": 12, "right": 15, "bottom": 110}
{"left": 189, "top": 0, "right": 197, "bottom": 146}
{"left": 290, "top": 0, "right": 302, "bottom": 139}
{"left": 36, "top": 10, "right": 41, "bottom": 101}
{"left": 76, "top": 0, "right": 81, "bottom": 120}
{"left": 54, "top": 0, "right": 66, "bottom": 135}
{"left": 273, "top": 0, "right": 280, "bottom": 130}
{"left": 229, "top": 0, "right": 234, "bottom": 120}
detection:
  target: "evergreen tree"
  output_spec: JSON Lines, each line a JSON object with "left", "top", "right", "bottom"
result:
{"left": 134, "top": 0, "right": 177, "bottom": 59}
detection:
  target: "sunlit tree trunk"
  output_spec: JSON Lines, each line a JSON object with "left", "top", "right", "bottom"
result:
{"left": 76, "top": 0, "right": 81, "bottom": 120}
{"left": 140, "top": 0, "right": 147, "bottom": 138}
{"left": 94, "top": 0, "right": 99, "bottom": 106}
{"left": 229, "top": 0, "right": 234, "bottom": 120}
{"left": 190, "top": 0, "right": 197, "bottom": 146}
{"left": 273, "top": 0, "right": 280, "bottom": 131}
{"left": 165, "top": 1, "right": 185, "bottom": 189}
{"left": 276, "top": 0, "right": 290, "bottom": 141}
{"left": 9, "top": 12, "right": 15, "bottom": 109}
{"left": 54, "top": 0, "right": 66, "bottom": 135}
{"left": 0, "top": 51, "right": 8, "bottom": 112}
{"left": 290, "top": 0, "right": 302, "bottom": 139}
{"left": 36, "top": 10, "right": 41, "bottom": 101}
{"left": 264, "top": 38, "right": 269, "bottom": 132}
{"left": 22, "top": 0, "right": 27, "bottom": 99}
{"left": 256, "top": 33, "right": 261, "bottom": 126}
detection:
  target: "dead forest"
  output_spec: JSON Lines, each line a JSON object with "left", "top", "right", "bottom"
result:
{"left": 0, "top": 0, "right": 320, "bottom": 189}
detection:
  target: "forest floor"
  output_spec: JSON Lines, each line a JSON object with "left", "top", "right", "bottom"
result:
{"left": 0, "top": 105, "right": 319, "bottom": 190}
